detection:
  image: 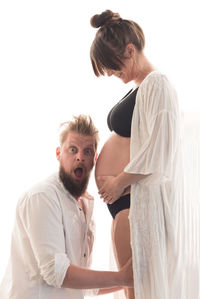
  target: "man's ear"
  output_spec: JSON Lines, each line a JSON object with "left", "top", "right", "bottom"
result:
{"left": 56, "top": 147, "right": 61, "bottom": 161}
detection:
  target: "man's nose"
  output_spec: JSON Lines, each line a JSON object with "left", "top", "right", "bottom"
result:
{"left": 76, "top": 152, "right": 85, "bottom": 161}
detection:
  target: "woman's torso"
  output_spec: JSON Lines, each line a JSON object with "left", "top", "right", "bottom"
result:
{"left": 95, "top": 87, "right": 138, "bottom": 190}
{"left": 95, "top": 133, "right": 130, "bottom": 189}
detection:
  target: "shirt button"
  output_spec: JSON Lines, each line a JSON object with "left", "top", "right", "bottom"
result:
{"left": 84, "top": 253, "right": 86, "bottom": 258}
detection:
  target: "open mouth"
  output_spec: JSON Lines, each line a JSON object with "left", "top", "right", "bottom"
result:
{"left": 74, "top": 167, "right": 84, "bottom": 179}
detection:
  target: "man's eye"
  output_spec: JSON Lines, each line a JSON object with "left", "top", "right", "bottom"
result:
{"left": 69, "top": 147, "right": 77, "bottom": 153}
{"left": 84, "top": 148, "right": 93, "bottom": 155}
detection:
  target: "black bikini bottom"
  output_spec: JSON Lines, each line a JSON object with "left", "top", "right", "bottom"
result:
{"left": 107, "top": 193, "right": 130, "bottom": 219}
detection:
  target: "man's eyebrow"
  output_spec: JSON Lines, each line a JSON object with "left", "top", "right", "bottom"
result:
{"left": 65, "top": 144, "right": 77, "bottom": 148}
{"left": 85, "top": 144, "right": 95, "bottom": 148}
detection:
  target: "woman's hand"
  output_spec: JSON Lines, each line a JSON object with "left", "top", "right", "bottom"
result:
{"left": 98, "top": 176, "right": 124, "bottom": 204}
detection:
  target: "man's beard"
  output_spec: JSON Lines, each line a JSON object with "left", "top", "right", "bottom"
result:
{"left": 59, "top": 166, "right": 89, "bottom": 198}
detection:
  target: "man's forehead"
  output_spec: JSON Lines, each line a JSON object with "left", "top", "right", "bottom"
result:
{"left": 65, "top": 132, "right": 95, "bottom": 147}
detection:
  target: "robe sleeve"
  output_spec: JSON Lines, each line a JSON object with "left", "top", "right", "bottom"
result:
{"left": 124, "top": 72, "right": 179, "bottom": 179}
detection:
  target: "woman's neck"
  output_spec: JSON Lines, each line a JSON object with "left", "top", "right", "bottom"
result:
{"left": 133, "top": 53, "right": 155, "bottom": 86}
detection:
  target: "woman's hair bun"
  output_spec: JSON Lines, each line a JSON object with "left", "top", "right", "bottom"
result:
{"left": 90, "top": 10, "right": 121, "bottom": 28}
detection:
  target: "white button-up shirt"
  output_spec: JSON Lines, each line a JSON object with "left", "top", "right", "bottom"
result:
{"left": 0, "top": 173, "right": 96, "bottom": 299}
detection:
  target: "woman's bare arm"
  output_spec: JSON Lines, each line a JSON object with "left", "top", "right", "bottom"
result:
{"left": 99, "top": 172, "right": 150, "bottom": 203}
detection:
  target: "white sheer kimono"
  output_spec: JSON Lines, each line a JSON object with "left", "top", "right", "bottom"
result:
{"left": 124, "top": 71, "right": 199, "bottom": 299}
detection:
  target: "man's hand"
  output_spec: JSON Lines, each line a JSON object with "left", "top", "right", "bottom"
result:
{"left": 62, "top": 260, "right": 133, "bottom": 290}
{"left": 119, "top": 258, "right": 134, "bottom": 288}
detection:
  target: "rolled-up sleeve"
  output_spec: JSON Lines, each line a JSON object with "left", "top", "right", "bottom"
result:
{"left": 19, "top": 191, "right": 70, "bottom": 288}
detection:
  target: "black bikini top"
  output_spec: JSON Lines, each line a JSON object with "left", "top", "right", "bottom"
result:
{"left": 107, "top": 87, "right": 139, "bottom": 137}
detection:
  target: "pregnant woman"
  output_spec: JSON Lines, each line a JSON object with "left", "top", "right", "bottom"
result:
{"left": 90, "top": 10, "right": 185, "bottom": 299}
{"left": 95, "top": 88, "right": 138, "bottom": 299}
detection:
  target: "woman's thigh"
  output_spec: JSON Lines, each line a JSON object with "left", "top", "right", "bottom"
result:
{"left": 112, "top": 209, "right": 135, "bottom": 299}
{"left": 112, "top": 209, "right": 132, "bottom": 266}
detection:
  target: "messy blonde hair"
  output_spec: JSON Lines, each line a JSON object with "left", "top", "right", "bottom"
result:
{"left": 59, "top": 115, "right": 99, "bottom": 149}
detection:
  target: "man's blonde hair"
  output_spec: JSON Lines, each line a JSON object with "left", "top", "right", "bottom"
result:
{"left": 59, "top": 115, "right": 99, "bottom": 149}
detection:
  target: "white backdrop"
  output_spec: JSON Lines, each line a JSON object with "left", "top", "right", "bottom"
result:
{"left": 0, "top": 0, "right": 199, "bottom": 298}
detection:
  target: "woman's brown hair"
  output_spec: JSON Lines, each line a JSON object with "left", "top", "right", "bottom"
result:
{"left": 90, "top": 10, "right": 145, "bottom": 77}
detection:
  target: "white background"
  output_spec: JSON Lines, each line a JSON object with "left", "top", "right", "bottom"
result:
{"left": 0, "top": 0, "right": 199, "bottom": 298}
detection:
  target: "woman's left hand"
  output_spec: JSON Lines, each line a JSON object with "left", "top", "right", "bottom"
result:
{"left": 98, "top": 176, "right": 124, "bottom": 204}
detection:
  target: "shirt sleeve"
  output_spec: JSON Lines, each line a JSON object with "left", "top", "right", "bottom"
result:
{"left": 19, "top": 191, "right": 70, "bottom": 288}
{"left": 124, "top": 73, "right": 179, "bottom": 179}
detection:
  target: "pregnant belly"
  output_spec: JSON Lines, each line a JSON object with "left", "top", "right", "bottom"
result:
{"left": 95, "top": 133, "right": 130, "bottom": 189}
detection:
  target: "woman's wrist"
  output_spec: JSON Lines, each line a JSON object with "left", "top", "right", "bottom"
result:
{"left": 115, "top": 171, "right": 149, "bottom": 190}
{"left": 115, "top": 172, "right": 131, "bottom": 191}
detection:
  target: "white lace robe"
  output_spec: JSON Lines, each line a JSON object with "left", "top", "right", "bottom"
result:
{"left": 124, "top": 71, "right": 192, "bottom": 299}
